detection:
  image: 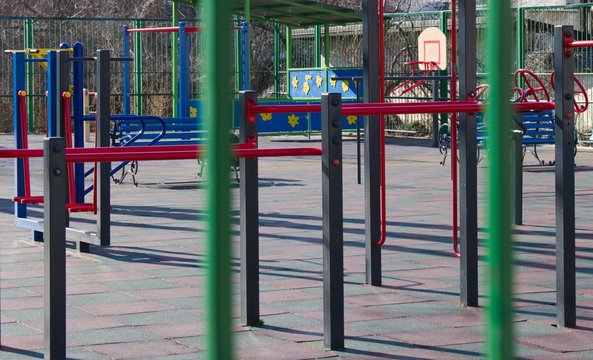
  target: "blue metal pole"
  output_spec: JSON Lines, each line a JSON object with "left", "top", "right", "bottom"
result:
{"left": 12, "top": 52, "right": 26, "bottom": 219}
{"left": 241, "top": 22, "right": 250, "bottom": 90}
{"left": 178, "top": 22, "right": 190, "bottom": 118}
{"left": 46, "top": 51, "right": 58, "bottom": 137}
{"left": 123, "top": 25, "right": 131, "bottom": 115}
{"left": 73, "top": 42, "right": 85, "bottom": 203}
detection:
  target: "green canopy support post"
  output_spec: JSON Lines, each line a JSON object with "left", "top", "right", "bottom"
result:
{"left": 286, "top": 26, "right": 292, "bottom": 94}
{"left": 134, "top": 19, "right": 143, "bottom": 116}
{"left": 486, "top": 0, "right": 514, "bottom": 358}
{"left": 439, "top": 10, "right": 449, "bottom": 127}
{"left": 244, "top": 0, "right": 251, "bottom": 89}
{"left": 274, "top": 24, "right": 280, "bottom": 97}
{"left": 324, "top": 24, "right": 330, "bottom": 68}
{"left": 203, "top": 0, "right": 233, "bottom": 359}
{"left": 24, "top": 18, "right": 34, "bottom": 132}
{"left": 172, "top": 1, "right": 179, "bottom": 117}
{"left": 314, "top": 25, "right": 321, "bottom": 68}
{"left": 515, "top": 7, "right": 525, "bottom": 88}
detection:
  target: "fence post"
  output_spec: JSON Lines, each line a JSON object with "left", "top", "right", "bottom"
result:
{"left": 554, "top": 25, "right": 576, "bottom": 328}
{"left": 239, "top": 90, "right": 259, "bottom": 326}
{"left": 321, "top": 92, "right": 344, "bottom": 350}
{"left": 44, "top": 137, "right": 67, "bottom": 359}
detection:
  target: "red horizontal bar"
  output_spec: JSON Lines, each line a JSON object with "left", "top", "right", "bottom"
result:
{"left": 252, "top": 104, "right": 321, "bottom": 114}
{"left": 66, "top": 147, "right": 322, "bottom": 163}
{"left": 0, "top": 148, "right": 43, "bottom": 158}
{"left": 0, "top": 143, "right": 256, "bottom": 159}
{"left": 513, "top": 102, "right": 555, "bottom": 111}
{"left": 569, "top": 40, "right": 593, "bottom": 48}
{"left": 253, "top": 100, "right": 556, "bottom": 116}
{"left": 342, "top": 101, "right": 481, "bottom": 116}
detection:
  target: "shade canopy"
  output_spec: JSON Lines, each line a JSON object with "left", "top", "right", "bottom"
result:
{"left": 232, "top": 0, "right": 362, "bottom": 26}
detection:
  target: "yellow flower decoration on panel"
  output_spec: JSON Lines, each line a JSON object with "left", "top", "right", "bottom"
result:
{"left": 315, "top": 75, "right": 323, "bottom": 88}
{"left": 288, "top": 114, "right": 299, "bottom": 128}
{"left": 342, "top": 80, "right": 350, "bottom": 93}
{"left": 303, "top": 81, "right": 310, "bottom": 94}
{"left": 260, "top": 113, "right": 272, "bottom": 121}
{"left": 304, "top": 75, "right": 313, "bottom": 81}
{"left": 347, "top": 115, "right": 358, "bottom": 125}
{"left": 291, "top": 76, "right": 299, "bottom": 88}
{"left": 190, "top": 106, "right": 198, "bottom": 118}
{"left": 330, "top": 78, "right": 337, "bottom": 87}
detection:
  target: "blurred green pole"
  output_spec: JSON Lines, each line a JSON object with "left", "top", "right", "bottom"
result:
{"left": 172, "top": 1, "right": 179, "bottom": 117}
{"left": 486, "top": 0, "right": 514, "bottom": 359}
{"left": 203, "top": 0, "right": 232, "bottom": 359}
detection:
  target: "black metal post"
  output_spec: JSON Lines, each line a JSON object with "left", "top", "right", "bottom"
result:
{"left": 44, "top": 137, "right": 67, "bottom": 359}
{"left": 355, "top": 79, "right": 362, "bottom": 185}
{"left": 513, "top": 127, "right": 523, "bottom": 225}
{"left": 459, "top": 0, "right": 479, "bottom": 307}
{"left": 321, "top": 92, "right": 344, "bottom": 349}
{"left": 554, "top": 25, "right": 576, "bottom": 328}
{"left": 432, "top": 78, "right": 439, "bottom": 147}
{"left": 239, "top": 90, "right": 260, "bottom": 326}
{"left": 363, "top": 0, "right": 382, "bottom": 286}
{"left": 93, "top": 49, "right": 112, "bottom": 251}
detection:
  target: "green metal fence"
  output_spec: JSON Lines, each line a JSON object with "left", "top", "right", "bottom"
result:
{"left": 0, "top": 16, "right": 202, "bottom": 132}
{"left": 2, "top": 4, "right": 593, "bottom": 135}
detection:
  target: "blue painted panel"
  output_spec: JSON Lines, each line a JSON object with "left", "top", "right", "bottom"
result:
{"left": 288, "top": 69, "right": 327, "bottom": 99}
{"left": 327, "top": 68, "right": 364, "bottom": 99}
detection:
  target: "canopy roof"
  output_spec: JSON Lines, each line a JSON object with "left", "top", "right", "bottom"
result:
{"left": 232, "top": 0, "right": 362, "bottom": 27}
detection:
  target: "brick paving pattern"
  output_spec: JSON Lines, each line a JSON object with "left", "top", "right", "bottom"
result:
{"left": 1, "top": 134, "right": 592, "bottom": 359}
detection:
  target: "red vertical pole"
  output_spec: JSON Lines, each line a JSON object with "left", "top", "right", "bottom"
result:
{"left": 376, "top": 0, "right": 387, "bottom": 246}
{"left": 451, "top": 0, "right": 460, "bottom": 256}
{"left": 18, "top": 91, "right": 31, "bottom": 197}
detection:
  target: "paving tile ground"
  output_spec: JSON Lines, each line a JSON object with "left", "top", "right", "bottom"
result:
{"left": 1, "top": 134, "right": 593, "bottom": 359}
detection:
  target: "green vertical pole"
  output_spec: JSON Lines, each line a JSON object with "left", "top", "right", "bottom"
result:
{"left": 274, "top": 24, "right": 280, "bottom": 97}
{"left": 244, "top": 0, "right": 251, "bottom": 89}
{"left": 516, "top": 7, "right": 525, "bottom": 87}
{"left": 24, "top": 18, "right": 34, "bottom": 131}
{"left": 486, "top": 0, "right": 514, "bottom": 359}
{"left": 324, "top": 24, "right": 330, "bottom": 68}
{"left": 439, "top": 11, "right": 449, "bottom": 127}
{"left": 314, "top": 25, "right": 321, "bottom": 68}
{"left": 134, "top": 19, "right": 143, "bottom": 116}
{"left": 286, "top": 26, "right": 292, "bottom": 95}
{"left": 203, "top": 0, "right": 232, "bottom": 359}
{"left": 172, "top": 1, "right": 179, "bottom": 117}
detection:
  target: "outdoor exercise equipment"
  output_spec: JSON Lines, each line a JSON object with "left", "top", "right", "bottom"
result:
{"left": 0, "top": 86, "right": 345, "bottom": 358}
